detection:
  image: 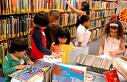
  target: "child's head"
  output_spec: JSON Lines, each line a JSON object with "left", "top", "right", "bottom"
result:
{"left": 34, "top": 12, "right": 49, "bottom": 28}
{"left": 9, "top": 38, "right": 28, "bottom": 57}
{"left": 104, "top": 20, "right": 124, "bottom": 39}
{"left": 49, "top": 10, "right": 59, "bottom": 23}
{"left": 81, "top": 2, "right": 90, "bottom": 15}
{"left": 55, "top": 27, "right": 71, "bottom": 45}
{"left": 80, "top": 15, "right": 90, "bottom": 28}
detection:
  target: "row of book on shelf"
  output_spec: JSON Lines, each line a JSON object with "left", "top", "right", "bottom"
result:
{"left": 0, "top": 11, "right": 111, "bottom": 41}
{"left": 0, "top": 15, "right": 33, "bottom": 40}
{"left": 89, "top": 0, "right": 117, "bottom": 9}
{"left": 0, "top": 0, "right": 75, "bottom": 14}
{"left": 0, "top": 0, "right": 118, "bottom": 15}
{"left": 90, "top": 9, "right": 116, "bottom": 20}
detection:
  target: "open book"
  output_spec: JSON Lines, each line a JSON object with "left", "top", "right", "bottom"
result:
{"left": 9, "top": 61, "right": 51, "bottom": 80}
{"left": 113, "top": 57, "right": 127, "bottom": 80}
{"left": 52, "top": 63, "right": 86, "bottom": 82}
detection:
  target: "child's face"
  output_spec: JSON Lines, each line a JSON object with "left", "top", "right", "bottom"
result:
{"left": 16, "top": 51, "right": 26, "bottom": 57}
{"left": 58, "top": 37, "right": 67, "bottom": 44}
{"left": 84, "top": 20, "right": 90, "bottom": 28}
{"left": 110, "top": 28, "right": 118, "bottom": 38}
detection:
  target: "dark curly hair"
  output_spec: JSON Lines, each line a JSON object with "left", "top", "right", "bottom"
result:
{"left": 103, "top": 19, "right": 124, "bottom": 39}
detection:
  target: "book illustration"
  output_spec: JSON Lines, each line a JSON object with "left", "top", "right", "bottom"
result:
{"left": 9, "top": 61, "right": 51, "bottom": 80}
{"left": 52, "top": 63, "right": 86, "bottom": 82}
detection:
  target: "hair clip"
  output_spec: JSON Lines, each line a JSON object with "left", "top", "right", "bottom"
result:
{"left": 110, "top": 23, "right": 118, "bottom": 27}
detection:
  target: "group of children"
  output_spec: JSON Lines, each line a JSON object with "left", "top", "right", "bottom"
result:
{"left": 1, "top": 1, "right": 127, "bottom": 82}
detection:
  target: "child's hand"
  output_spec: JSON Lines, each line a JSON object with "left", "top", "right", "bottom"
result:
{"left": 51, "top": 52, "right": 61, "bottom": 58}
{"left": 109, "top": 52, "right": 117, "bottom": 57}
{"left": 15, "top": 65, "right": 27, "bottom": 70}
{"left": 27, "top": 61, "right": 34, "bottom": 65}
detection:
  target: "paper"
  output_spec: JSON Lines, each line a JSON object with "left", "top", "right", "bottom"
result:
{"left": 39, "top": 55, "right": 62, "bottom": 63}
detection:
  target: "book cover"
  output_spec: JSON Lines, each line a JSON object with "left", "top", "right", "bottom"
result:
{"left": 52, "top": 63, "right": 86, "bottom": 82}
{"left": 61, "top": 44, "right": 73, "bottom": 64}
{"left": 9, "top": 61, "right": 51, "bottom": 80}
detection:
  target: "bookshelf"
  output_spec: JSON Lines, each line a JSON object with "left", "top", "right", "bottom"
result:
{"left": 0, "top": 0, "right": 118, "bottom": 63}
{"left": 88, "top": 0, "right": 117, "bottom": 41}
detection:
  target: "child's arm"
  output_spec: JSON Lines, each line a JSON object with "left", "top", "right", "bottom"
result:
{"left": 50, "top": 43, "right": 55, "bottom": 52}
{"left": 32, "top": 28, "right": 52, "bottom": 55}
{"left": 23, "top": 55, "right": 34, "bottom": 65}
{"left": 66, "top": 0, "right": 86, "bottom": 17}
{"left": 2, "top": 58, "right": 26, "bottom": 75}
{"left": 110, "top": 39, "right": 126, "bottom": 57}
{"left": 2, "top": 59, "right": 16, "bottom": 75}
{"left": 98, "top": 36, "right": 105, "bottom": 55}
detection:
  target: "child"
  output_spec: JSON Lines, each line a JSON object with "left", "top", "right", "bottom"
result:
{"left": 66, "top": 0, "right": 90, "bottom": 17}
{"left": 75, "top": 15, "right": 91, "bottom": 47}
{"left": 2, "top": 38, "right": 33, "bottom": 82}
{"left": 98, "top": 20, "right": 125, "bottom": 57}
{"left": 66, "top": 0, "right": 90, "bottom": 27}
{"left": 44, "top": 10, "right": 61, "bottom": 49}
{"left": 50, "top": 27, "right": 72, "bottom": 55}
{"left": 31, "top": 12, "right": 58, "bottom": 60}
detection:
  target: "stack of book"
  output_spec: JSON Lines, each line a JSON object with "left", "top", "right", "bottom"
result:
{"left": 76, "top": 55, "right": 112, "bottom": 74}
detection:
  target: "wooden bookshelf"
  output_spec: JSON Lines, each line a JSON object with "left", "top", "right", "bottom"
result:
{"left": 91, "top": 8, "right": 116, "bottom": 11}
{"left": 0, "top": 35, "right": 27, "bottom": 42}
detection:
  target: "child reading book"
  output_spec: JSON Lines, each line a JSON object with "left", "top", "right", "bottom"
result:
{"left": 98, "top": 19, "right": 125, "bottom": 58}
{"left": 50, "top": 27, "right": 73, "bottom": 57}
{"left": 2, "top": 38, "right": 33, "bottom": 82}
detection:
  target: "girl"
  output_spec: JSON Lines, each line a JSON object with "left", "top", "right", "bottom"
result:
{"left": 66, "top": 0, "right": 90, "bottom": 27}
{"left": 98, "top": 20, "right": 125, "bottom": 57}
{"left": 31, "top": 12, "right": 59, "bottom": 60}
{"left": 2, "top": 38, "right": 33, "bottom": 82}
{"left": 76, "top": 15, "right": 91, "bottom": 47}
{"left": 50, "top": 27, "right": 72, "bottom": 55}
{"left": 66, "top": 0, "right": 90, "bottom": 17}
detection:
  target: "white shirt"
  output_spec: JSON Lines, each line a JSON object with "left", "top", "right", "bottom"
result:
{"left": 75, "top": 24, "right": 91, "bottom": 47}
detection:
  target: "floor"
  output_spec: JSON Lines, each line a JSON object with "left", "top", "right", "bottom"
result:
{"left": 88, "top": 37, "right": 102, "bottom": 55}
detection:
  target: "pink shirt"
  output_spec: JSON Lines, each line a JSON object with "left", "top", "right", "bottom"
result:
{"left": 103, "top": 37, "right": 121, "bottom": 54}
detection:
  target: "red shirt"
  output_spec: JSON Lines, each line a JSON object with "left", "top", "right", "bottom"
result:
{"left": 31, "top": 27, "right": 51, "bottom": 59}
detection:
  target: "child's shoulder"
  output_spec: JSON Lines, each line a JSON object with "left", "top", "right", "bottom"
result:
{"left": 51, "top": 42, "right": 59, "bottom": 48}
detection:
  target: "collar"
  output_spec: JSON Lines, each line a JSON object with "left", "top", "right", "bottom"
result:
{"left": 79, "top": 24, "right": 88, "bottom": 31}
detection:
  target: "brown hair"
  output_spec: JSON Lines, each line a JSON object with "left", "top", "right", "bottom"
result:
{"left": 103, "top": 20, "right": 124, "bottom": 39}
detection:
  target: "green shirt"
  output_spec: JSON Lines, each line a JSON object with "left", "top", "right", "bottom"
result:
{"left": 2, "top": 53, "right": 27, "bottom": 82}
